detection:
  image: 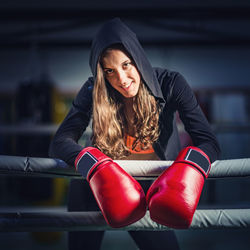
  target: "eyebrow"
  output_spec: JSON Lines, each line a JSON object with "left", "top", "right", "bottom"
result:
{"left": 103, "top": 59, "right": 131, "bottom": 70}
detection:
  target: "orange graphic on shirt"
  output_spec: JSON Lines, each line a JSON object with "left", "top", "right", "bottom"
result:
{"left": 124, "top": 134, "right": 155, "bottom": 154}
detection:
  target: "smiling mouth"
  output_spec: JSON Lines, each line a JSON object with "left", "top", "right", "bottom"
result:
{"left": 122, "top": 82, "right": 132, "bottom": 91}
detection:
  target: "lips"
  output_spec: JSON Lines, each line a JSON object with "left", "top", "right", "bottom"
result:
{"left": 122, "top": 82, "right": 132, "bottom": 91}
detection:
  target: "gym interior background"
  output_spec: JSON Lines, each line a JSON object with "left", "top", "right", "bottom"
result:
{"left": 0, "top": 1, "right": 250, "bottom": 249}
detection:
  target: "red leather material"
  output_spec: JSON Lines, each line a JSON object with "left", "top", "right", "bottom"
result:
{"left": 146, "top": 146, "right": 210, "bottom": 229}
{"left": 75, "top": 147, "right": 146, "bottom": 228}
{"left": 89, "top": 161, "right": 146, "bottom": 228}
{"left": 176, "top": 146, "right": 211, "bottom": 178}
{"left": 75, "top": 147, "right": 111, "bottom": 174}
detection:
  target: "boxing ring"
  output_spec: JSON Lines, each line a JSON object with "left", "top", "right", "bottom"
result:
{"left": 0, "top": 155, "right": 250, "bottom": 232}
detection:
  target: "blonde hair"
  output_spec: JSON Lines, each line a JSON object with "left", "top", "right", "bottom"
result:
{"left": 92, "top": 45, "right": 160, "bottom": 159}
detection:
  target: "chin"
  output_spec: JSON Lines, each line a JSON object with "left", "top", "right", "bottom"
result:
{"left": 122, "top": 92, "right": 137, "bottom": 98}
{"left": 124, "top": 87, "right": 139, "bottom": 98}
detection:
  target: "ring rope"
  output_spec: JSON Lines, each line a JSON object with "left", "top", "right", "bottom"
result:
{"left": 0, "top": 155, "right": 250, "bottom": 179}
{"left": 1, "top": 209, "right": 250, "bottom": 232}
{"left": 1, "top": 155, "right": 250, "bottom": 232}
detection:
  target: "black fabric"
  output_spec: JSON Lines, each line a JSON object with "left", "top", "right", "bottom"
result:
{"left": 129, "top": 231, "right": 180, "bottom": 250}
{"left": 48, "top": 18, "right": 221, "bottom": 250}
{"left": 67, "top": 179, "right": 104, "bottom": 250}
{"left": 49, "top": 18, "right": 220, "bottom": 166}
{"left": 89, "top": 18, "right": 164, "bottom": 102}
{"left": 185, "top": 148, "right": 210, "bottom": 174}
{"left": 77, "top": 152, "right": 98, "bottom": 178}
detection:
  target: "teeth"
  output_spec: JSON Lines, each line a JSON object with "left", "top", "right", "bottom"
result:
{"left": 123, "top": 83, "right": 131, "bottom": 89}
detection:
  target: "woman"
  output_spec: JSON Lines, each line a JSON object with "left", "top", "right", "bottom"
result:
{"left": 49, "top": 18, "right": 220, "bottom": 250}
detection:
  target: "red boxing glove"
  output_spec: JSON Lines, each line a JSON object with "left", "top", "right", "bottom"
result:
{"left": 75, "top": 147, "right": 146, "bottom": 228}
{"left": 146, "top": 146, "right": 211, "bottom": 229}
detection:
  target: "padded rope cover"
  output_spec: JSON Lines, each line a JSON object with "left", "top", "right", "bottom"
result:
{"left": 1, "top": 209, "right": 250, "bottom": 232}
{"left": 0, "top": 155, "right": 250, "bottom": 179}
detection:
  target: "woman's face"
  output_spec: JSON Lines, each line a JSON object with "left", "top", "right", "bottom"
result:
{"left": 102, "top": 49, "right": 141, "bottom": 98}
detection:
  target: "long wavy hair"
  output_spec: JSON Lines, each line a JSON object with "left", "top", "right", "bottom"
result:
{"left": 92, "top": 44, "right": 160, "bottom": 159}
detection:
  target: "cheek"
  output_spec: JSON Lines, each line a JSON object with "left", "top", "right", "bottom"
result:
{"left": 107, "top": 78, "right": 118, "bottom": 89}
{"left": 131, "top": 69, "right": 141, "bottom": 83}
{"left": 108, "top": 80, "right": 122, "bottom": 94}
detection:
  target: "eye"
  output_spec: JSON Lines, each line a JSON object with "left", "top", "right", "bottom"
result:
{"left": 123, "top": 61, "right": 131, "bottom": 69}
{"left": 104, "top": 69, "right": 114, "bottom": 75}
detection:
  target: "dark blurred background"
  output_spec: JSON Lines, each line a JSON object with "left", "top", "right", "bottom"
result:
{"left": 0, "top": 1, "right": 250, "bottom": 249}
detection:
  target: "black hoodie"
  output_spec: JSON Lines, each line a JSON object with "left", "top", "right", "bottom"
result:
{"left": 49, "top": 18, "right": 220, "bottom": 165}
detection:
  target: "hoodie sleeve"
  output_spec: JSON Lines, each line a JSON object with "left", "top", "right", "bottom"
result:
{"left": 49, "top": 77, "right": 94, "bottom": 166}
{"left": 170, "top": 73, "right": 221, "bottom": 163}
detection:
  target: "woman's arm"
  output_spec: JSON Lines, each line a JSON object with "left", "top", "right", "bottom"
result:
{"left": 171, "top": 73, "right": 221, "bottom": 163}
{"left": 49, "top": 77, "right": 94, "bottom": 166}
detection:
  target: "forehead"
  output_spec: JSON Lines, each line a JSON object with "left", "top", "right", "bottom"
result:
{"left": 102, "top": 49, "right": 130, "bottom": 68}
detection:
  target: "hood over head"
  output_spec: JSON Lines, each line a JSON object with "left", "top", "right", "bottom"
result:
{"left": 89, "top": 18, "right": 164, "bottom": 102}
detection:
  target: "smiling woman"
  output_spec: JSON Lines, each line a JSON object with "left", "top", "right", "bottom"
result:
{"left": 101, "top": 47, "right": 141, "bottom": 98}
{"left": 49, "top": 18, "right": 220, "bottom": 250}
{"left": 92, "top": 43, "right": 160, "bottom": 160}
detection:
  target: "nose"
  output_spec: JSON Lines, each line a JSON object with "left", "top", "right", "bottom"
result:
{"left": 117, "top": 69, "right": 128, "bottom": 86}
